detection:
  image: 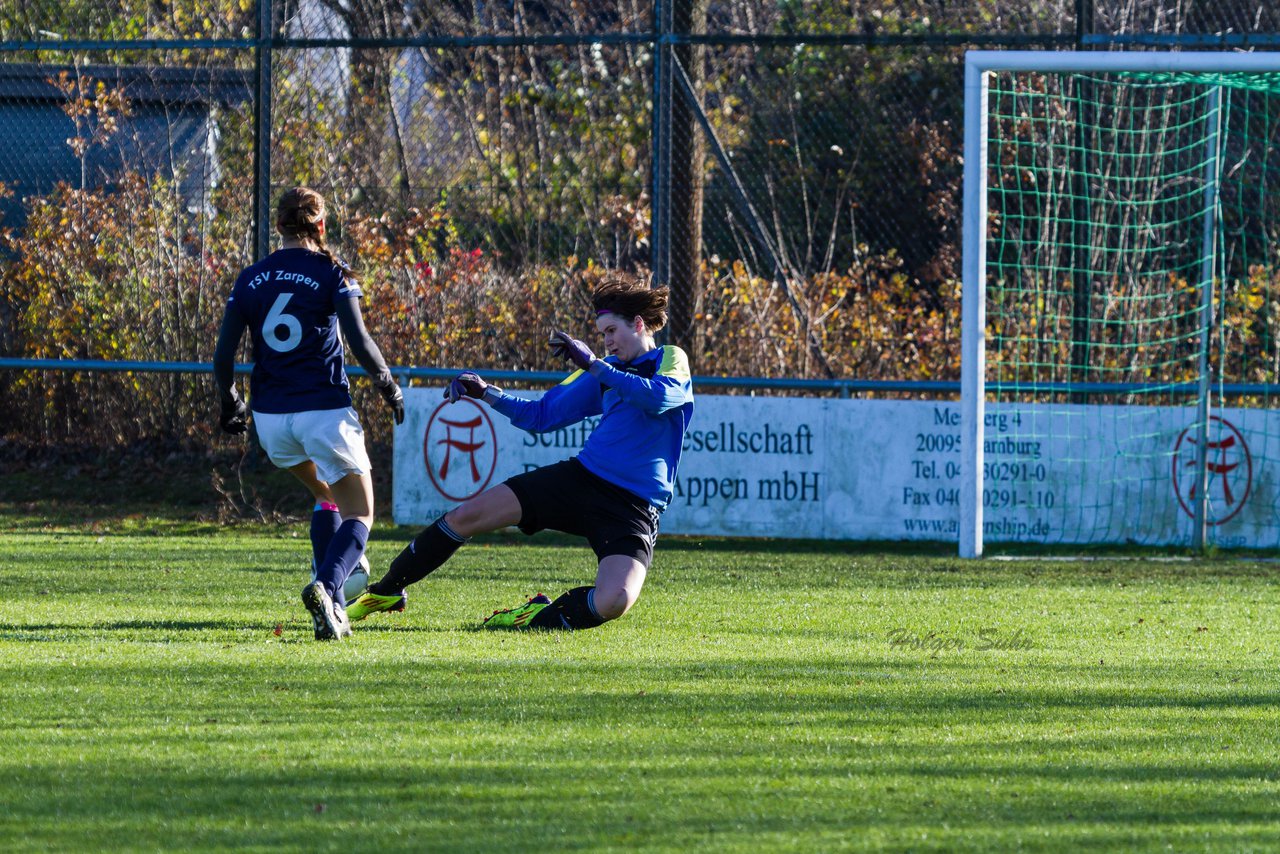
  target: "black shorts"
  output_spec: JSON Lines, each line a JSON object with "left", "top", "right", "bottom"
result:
{"left": 503, "top": 458, "right": 661, "bottom": 568}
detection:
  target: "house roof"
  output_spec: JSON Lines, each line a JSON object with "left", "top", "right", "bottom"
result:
{"left": 0, "top": 62, "right": 252, "bottom": 105}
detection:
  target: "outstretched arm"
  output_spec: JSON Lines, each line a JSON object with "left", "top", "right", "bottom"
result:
{"left": 587, "top": 346, "right": 693, "bottom": 413}
{"left": 547, "top": 331, "right": 692, "bottom": 414}
{"left": 483, "top": 371, "right": 604, "bottom": 433}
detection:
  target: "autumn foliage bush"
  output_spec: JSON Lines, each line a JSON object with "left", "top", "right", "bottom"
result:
{"left": 13, "top": 50, "right": 1279, "bottom": 461}
{"left": 0, "top": 174, "right": 244, "bottom": 444}
{"left": 0, "top": 163, "right": 966, "bottom": 454}
{"left": 2, "top": 142, "right": 1275, "bottom": 456}
{"left": 0, "top": 40, "right": 980, "bottom": 457}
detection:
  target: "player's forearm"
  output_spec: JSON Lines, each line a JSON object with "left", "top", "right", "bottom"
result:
{"left": 347, "top": 335, "right": 394, "bottom": 387}
{"left": 336, "top": 298, "right": 394, "bottom": 387}
{"left": 212, "top": 310, "right": 245, "bottom": 402}
{"left": 484, "top": 385, "right": 593, "bottom": 433}
{"left": 483, "top": 388, "right": 546, "bottom": 431}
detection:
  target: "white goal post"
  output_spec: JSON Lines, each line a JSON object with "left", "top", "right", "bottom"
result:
{"left": 960, "top": 50, "right": 1280, "bottom": 558}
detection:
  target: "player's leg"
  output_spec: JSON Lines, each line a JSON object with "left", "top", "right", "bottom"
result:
{"left": 521, "top": 553, "right": 646, "bottom": 631}
{"left": 253, "top": 411, "right": 349, "bottom": 639}
{"left": 301, "top": 470, "right": 372, "bottom": 641}
{"left": 285, "top": 460, "right": 342, "bottom": 572}
{"left": 487, "top": 462, "right": 657, "bottom": 631}
{"left": 284, "top": 460, "right": 370, "bottom": 603}
{"left": 363, "top": 484, "right": 521, "bottom": 600}
{"left": 590, "top": 554, "right": 648, "bottom": 619}
{"left": 285, "top": 459, "right": 334, "bottom": 503}
{"left": 256, "top": 415, "right": 342, "bottom": 567}
{"left": 298, "top": 408, "right": 374, "bottom": 640}
{"left": 445, "top": 483, "right": 523, "bottom": 536}
{"left": 309, "top": 461, "right": 373, "bottom": 600}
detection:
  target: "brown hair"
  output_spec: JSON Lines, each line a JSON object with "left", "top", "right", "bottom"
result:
{"left": 591, "top": 274, "right": 668, "bottom": 332}
{"left": 276, "top": 186, "right": 354, "bottom": 276}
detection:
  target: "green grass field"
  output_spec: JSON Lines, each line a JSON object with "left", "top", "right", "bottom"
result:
{"left": 2, "top": 523, "right": 1278, "bottom": 852}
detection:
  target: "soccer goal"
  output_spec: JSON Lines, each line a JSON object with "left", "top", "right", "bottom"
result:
{"left": 960, "top": 51, "right": 1280, "bottom": 557}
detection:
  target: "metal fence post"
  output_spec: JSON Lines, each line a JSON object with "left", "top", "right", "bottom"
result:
{"left": 1075, "top": 0, "right": 1095, "bottom": 46}
{"left": 650, "top": 0, "right": 671, "bottom": 290}
{"left": 252, "top": 0, "right": 273, "bottom": 261}
{"left": 1192, "top": 86, "right": 1223, "bottom": 552}
{"left": 1070, "top": 0, "right": 1095, "bottom": 403}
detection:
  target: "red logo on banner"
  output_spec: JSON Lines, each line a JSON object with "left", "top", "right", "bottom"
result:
{"left": 424, "top": 398, "right": 498, "bottom": 502}
{"left": 1172, "top": 416, "right": 1252, "bottom": 525}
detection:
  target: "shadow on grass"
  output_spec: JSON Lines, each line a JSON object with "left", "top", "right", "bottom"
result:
{"left": 5, "top": 651, "right": 1280, "bottom": 850}
{"left": 0, "top": 619, "right": 247, "bottom": 637}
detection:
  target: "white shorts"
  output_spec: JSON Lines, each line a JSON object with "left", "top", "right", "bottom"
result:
{"left": 252, "top": 407, "right": 371, "bottom": 484}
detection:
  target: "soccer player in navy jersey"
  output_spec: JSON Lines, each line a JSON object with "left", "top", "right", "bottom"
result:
{"left": 347, "top": 275, "right": 694, "bottom": 631}
{"left": 213, "top": 187, "right": 405, "bottom": 641}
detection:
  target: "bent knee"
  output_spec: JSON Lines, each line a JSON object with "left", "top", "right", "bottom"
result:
{"left": 443, "top": 505, "right": 474, "bottom": 531}
{"left": 444, "top": 503, "right": 489, "bottom": 536}
{"left": 593, "top": 585, "right": 638, "bottom": 621}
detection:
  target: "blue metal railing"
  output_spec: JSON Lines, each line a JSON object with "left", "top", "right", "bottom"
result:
{"left": 6, "top": 357, "right": 1280, "bottom": 398}
{"left": 0, "top": 357, "right": 950, "bottom": 396}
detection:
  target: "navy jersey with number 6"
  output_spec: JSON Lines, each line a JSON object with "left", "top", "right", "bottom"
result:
{"left": 226, "top": 247, "right": 363, "bottom": 414}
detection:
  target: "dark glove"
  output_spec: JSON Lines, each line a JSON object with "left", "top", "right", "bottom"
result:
{"left": 444, "top": 371, "right": 488, "bottom": 404}
{"left": 376, "top": 379, "right": 405, "bottom": 425}
{"left": 548, "top": 330, "right": 596, "bottom": 371}
{"left": 219, "top": 391, "right": 249, "bottom": 435}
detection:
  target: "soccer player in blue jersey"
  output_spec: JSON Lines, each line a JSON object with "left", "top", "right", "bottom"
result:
{"left": 348, "top": 275, "right": 694, "bottom": 631}
{"left": 213, "top": 187, "right": 405, "bottom": 641}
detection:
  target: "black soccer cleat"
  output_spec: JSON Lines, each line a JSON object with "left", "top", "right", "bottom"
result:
{"left": 301, "top": 580, "right": 344, "bottom": 641}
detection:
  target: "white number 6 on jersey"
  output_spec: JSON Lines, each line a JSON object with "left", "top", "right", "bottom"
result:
{"left": 263, "top": 292, "right": 303, "bottom": 352}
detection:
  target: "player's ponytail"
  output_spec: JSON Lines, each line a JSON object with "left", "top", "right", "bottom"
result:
{"left": 592, "top": 274, "right": 669, "bottom": 332}
{"left": 276, "top": 186, "right": 355, "bottom": 278}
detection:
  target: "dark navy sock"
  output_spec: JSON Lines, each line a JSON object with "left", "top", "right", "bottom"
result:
{"left": 314, "top": 519, "right": 369, "bottom": 602}
{"left": 370, "top": 516, "right": 468, "bottom": 595}
{"left": 528, "top": 586, "right": 607, "bottom": 631}
{"left": 310, "top": 503, "right": 341, "bottom": 572}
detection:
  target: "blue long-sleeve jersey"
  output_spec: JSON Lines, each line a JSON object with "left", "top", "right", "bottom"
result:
{"left": 484, "top": 345, "right": 694, "bottom": 510}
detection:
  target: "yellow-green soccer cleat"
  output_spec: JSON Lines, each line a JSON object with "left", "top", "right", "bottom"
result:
{"left": 482, "top": 593, "right": 553, "bottom": 629}
{"left": 345, "top": 589, "right": 408, "bottom": 622}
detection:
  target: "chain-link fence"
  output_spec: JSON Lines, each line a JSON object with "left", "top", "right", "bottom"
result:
{"left": 1, "top": 1, "right": 1279, "bottom": 448}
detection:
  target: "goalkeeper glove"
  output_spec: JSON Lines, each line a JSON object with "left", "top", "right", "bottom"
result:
{"left": 376, "top": 378, "right": 405, "bottom": 424}
{"left": 548, "top": 330, "right": 597, "bottom": 371}
{"left": 219, "top": 390, "right": 249, "bottom": 435}
{"left": 444, "top": 371, "right": 488, "bottom": 404}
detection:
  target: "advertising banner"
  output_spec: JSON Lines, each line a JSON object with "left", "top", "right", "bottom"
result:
{"left": 392, "top": 388, "right": 1280, "bottom": 547}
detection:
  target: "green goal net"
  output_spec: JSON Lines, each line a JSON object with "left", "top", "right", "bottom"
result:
{"left": 961, "top": 52, "right": 1280, "bottom": 555}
